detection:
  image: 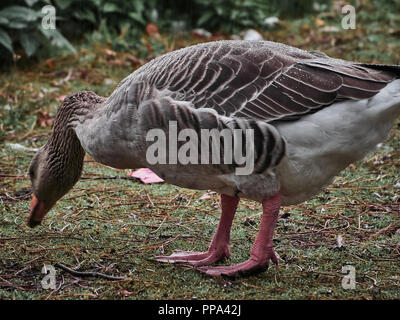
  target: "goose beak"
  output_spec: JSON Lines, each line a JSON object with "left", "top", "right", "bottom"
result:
{"left": 28, "top": 194, "right": 50, "bottom": 228}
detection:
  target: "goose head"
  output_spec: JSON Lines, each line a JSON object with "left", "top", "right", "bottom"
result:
{"left": 27, "top": 91, "right": 103, "bottom": 228}
{"left": 28, "top": 147, "right": 80, "bottom": 227}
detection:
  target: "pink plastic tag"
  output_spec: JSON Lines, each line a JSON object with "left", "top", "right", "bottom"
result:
{"left": 129, "top": 168, "right": 164, "bottom": 184}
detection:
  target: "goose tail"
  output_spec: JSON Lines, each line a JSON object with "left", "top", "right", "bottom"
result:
{"left": 367, "top": 78, "right": 400, "bottom": 121}
{"left": 358, "top": 63, "right": 400, "bottom": 78}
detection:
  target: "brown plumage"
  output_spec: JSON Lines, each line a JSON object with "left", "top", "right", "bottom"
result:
{"left": 128, "top": 40, "right": 398, "bottom": 121}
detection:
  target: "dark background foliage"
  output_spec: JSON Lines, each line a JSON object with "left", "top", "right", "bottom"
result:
{"left": 0, "top": 0, "right": 334, "bottom": 62}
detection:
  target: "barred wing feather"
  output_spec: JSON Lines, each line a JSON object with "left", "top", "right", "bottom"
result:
{"left": 132, "top": 40, "right": 396, "bottom": 122}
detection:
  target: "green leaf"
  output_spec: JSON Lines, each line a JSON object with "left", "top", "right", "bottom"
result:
{"left": 54, "top": 0, "right": 74, "bottom": 10}
{"left": 8, "top": 21, "right": 28, "bottom": 29}
{"left": 197, "top": 11, "right": 213, "bottom": 26}
{"left": 133, "top": 0, "right": 144, "bottom": 13}
{"left": 0, "top": 16, "right": 9, "bottom": 25}
{"left": 19, "top": 32, "right": 39, "bottom": 56}
{"left": 40, "top": 27, "right": 76, "bottom": 54}
{"left": 215, "top": 6, "right": 223, "bottom": 16}
{"left": 25, "top": 0, "right": 40, "bottom": 6}
{"left": 0, "top": 6, "right": 39, "bottom": 22}
{"left": 103, "top": 3, "right": 121, "bottom": 13}
{"left": 0, "top": 27, "right": 13, "bottom": 54}
{"left": 73, "top": 9, "right": 97, "bottom": 24}
{"left": 128, "top": 12, "right": 145, "bottom": 25}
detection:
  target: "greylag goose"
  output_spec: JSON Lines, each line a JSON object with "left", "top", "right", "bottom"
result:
{"left": 28, "top": 40, "right": 400, "bottom": 277}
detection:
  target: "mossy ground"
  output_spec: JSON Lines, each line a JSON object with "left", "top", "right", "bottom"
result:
{"left": 0, "top": 3, "right": 399, "bottom": 300}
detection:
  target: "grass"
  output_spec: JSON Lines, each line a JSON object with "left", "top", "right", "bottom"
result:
{"left": 0, "top": 2, "right": 400, "bottom": 300}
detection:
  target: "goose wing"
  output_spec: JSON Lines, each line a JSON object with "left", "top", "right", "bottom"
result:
{"left": 135, "top": 40, "right": 397, "bottom": 121}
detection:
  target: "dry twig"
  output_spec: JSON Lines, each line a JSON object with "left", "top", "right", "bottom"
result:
{"left": 55, "top": 263, "right": 124, "bottom": 281}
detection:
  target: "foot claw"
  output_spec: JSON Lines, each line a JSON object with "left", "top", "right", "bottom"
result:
{"left": 197, "top": 249, "right": 278, "bottom": 277}
{"left": 155, "top": 248, "right": 229, "bottom": 266}
{"left": 270, "top": 250, "right": 279, "bottom": 265}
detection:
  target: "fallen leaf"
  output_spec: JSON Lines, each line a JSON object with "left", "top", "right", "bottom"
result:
{"left": 126, "top": 54, "right": 143, "bottom": 68}
{"left": 104, "top": 48, "right": 117, "bottom": 59}
{"left": 46, "top": 59, "right": 55, "bottom": 69}
{"left": 198, "top": 191, "right": 216, "bottom": 200}
{"left": 146, "top": 23, "right": 160, "bottom": 38}
{"left": 321, "top": 26, "right": 340, "bottom": 33}
{"left": 192, "top": 28, "right": 212, "bottom": 38}
{"left": 315, "top": 18, "right": 325, "bottom": 27}
{"left": 121, "top": 289, "right": 134, "bottom": 296}
{"left": 36, "top": 111, "right": 53, "bottom": 127}
{"left": 80, "top": 70, "right": 88, "bottom": 79}
{"left": 243, "top": 29, "right": 263, "bottom": 41}
{"left": 57, "top": 95, "right": 67, "bottom": 103}
{"left": 336, "top": 234, "right": 344, "bottom": 248}
{"left": 109, "top": 59, "right": 127, "bottom": 66}
{"left": 6, "top": 143, "right": 39, "bottom": 153}
{"left": 145, "top": 43, "right": 154, "bottom": 53}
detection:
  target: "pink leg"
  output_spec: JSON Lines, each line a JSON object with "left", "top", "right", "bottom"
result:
{"left": 198, "top": 192, "right": 281, "bottom": 277}
{"left": 155, "top": 194, "right": 239, "bottom": 266}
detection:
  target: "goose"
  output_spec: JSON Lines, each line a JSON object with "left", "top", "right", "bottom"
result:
{"left": 28, "top": 40, "right": 400, "bottom": 277}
